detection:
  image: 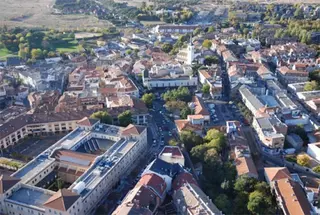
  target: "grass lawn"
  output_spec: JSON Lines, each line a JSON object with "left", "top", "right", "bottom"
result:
{"left": 0, "top": 48, "right": 17, "bottom": 60}
{"left": 54, "top": 40, "right": 80, "bottom": 53}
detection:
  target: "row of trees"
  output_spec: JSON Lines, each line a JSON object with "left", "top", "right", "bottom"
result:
{"left": 90, "top": 110, "right": 132, "bottom": 127}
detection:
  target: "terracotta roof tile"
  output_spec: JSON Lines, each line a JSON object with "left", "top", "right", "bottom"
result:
{"left": 77, "top": 117, "right": 99, "bottom": 127}
{"left": 274, "top": 179, "right": 312, "bottom": 215}
{"left": 122, "top": 124, "right": 146, "bottom": 136}
{"left": 235, "top": 157, "right": 258, "bottom": 177}
{"left": 172, "top": 172, "right": 198, "bottom": 191}
{"left": 43, "top": 189, "right": 79, "bottom": 211}
{"left": 137, "top": 173, "right": 166, "bottom": 197}
{"left": 264, "top": 167, "right": 291, "bottom": 182}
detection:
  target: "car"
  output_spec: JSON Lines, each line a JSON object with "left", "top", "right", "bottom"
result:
{"left": 152, "top": 143, "right": 156, "bottom": 147}
{"left": 160, "top": 141, "right": 165, "bottom": 146}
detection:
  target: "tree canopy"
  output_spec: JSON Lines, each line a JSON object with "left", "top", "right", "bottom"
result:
{"left": 90, "top": 111, "right": 112, "bottom": 124}
{"left": 162, "top": 86, "right": 192, "bottom": 102}
{"left": 118, "top": 110, "right": 132, "bottom": 127}
{"left": 297, "top": 154, "right": 310, "bottom": 167}
{"left": 304, "top": 81, "right": 319, "bottom": 91}
{"left": 180, "top": 106, "right": 193, "bottom": 119}
{"left": 141, "top": 93, "right": 155, "bottom": 108}
{"left": 161, "top": 43, "right": 173, "bottom": 53}
{"left": 202, "top": 84, "right": 210, "bottom": 95}
{"left": 202, "top": 39, "right": 212, "bottom": 49}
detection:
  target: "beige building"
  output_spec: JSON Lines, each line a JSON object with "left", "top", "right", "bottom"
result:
{"left": 0, "top": 118, "right": 148, "bottom": 215}
{"left": 252, "top": 115, "right": 287, "bottom": 149}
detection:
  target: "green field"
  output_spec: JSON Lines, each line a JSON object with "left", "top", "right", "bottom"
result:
{"left": 0, "top": 48, "right": 17, "bottom": 60}
{"left": 54, "top": 40, "right": 80, "bottom": 53}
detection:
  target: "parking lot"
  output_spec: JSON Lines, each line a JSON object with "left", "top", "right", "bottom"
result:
{"left": 7, "top": 134, "right": 64, "bottom": 159}
{"left": 206, "top": 101, "right": 245, "bottom": 126}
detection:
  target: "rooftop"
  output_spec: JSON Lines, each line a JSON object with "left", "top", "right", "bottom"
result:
{"left": 274, "top": 179, "right": 312, "bottom": 215}
{"left": 239, "top": 85, "right": 264, "bottom": 111}
{"left": 174, "top": 183, "right": 223, "bottom": 215}
{"left": 159, "top": 146, "right": 184, "bottom": 159}
{"left": 8, "top": 186, "right": 54, "bottom": 208}
{"left": 264, "top": 167, "right": 291, "bottom": 182}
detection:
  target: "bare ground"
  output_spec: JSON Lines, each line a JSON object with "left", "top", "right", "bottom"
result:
{"left": 0, "top": 0, "right": 112, "bottom": 29}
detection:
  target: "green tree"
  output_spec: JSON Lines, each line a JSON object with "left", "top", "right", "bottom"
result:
{"left": 309, "top": 70, "right": 320, "bottom": 82}
{"left": 161, "top": 43, "right": 173, "bottom": 53}
{"left": 203, "top": 56, "right": 219, "bottom": 65}
{"left": 297, "top": 154, "right": 310, "bottom": 167}
{"left": 118, "top": 110, "right": 132, "bottom": 127}
{"left": 207, "top": 26, "right": 215, "bottom": 33}
{"left": 214, "top": 194, "right": 231, "bottom": 214}
{"left": 180, "top": 130, "right": 203, "bottom": 152}
{"left": 233, "top": 192, "right": 250, "bottom": 215}
{"left": 312, "top": 165, "right": 320, "bottom": 173}
{"left": 90, "top": 111, "right": 112, "bottom": 124}
{"left": 204, "top": 129, "right": 225, "bottom": 142}
{"left": 202, "top": 84, "right": 210, "bottom": 95}
{"left": 31, "top": 48, "right": 43, "bottom": 59}
{"left": 190, "top": 144, "right": 208, "bottom": 162}
{"left": 141, "top": 93, "right": 155, "bottom": 108}
{"left": 202, "top": 39, "right": 212, "bottom": 49}
{"left": 193, "top": 27, "right": 202, "bottom": 36}
{"left": 18, "top": 49, "right": 27, "bottom": 60}
{"left": 234, "top": 175, "right": 258, "bottom": 193}
{"left": 247, "top": 191, "right": 274, "bottom": 215}
{"left": 125, "top": 49, "right": 132, "bottom": 55}
{"left": 168, "top": 139, "right": 178, "bottom": 146}
{"left": 180, "top": 106, "right": 192, "bottom": 119}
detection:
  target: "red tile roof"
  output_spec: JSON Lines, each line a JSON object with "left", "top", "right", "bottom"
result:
{"left": 77, "top": 117, "right": 99, "bottom": 127}
{"left": 122, "top": 124, "right": 146, "bottom": 136}
{"left": 265, "top": 167, "right": 291, "bottom": 182}
{"left": 274, "top": 179, "right": 312, "bottom": 215}
{"left": 172, "top": 172, "right": 198, "bottom": 191}
{"left": 160, "top": 146, "right": 183, "bottom": 158}
{"left": 138, "top": 173, "right": 166, "bottom": 197}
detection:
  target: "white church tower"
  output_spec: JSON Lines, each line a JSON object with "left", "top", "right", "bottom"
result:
{"left": 187, "top": 36, "right": 194, "bottom": 65}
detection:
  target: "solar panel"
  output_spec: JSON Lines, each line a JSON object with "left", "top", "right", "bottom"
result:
{"left": 59, "top": 155, "right": 91, "bottom": 166}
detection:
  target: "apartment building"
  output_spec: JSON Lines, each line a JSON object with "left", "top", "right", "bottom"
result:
{"left": 114, "top": 146, "right": 222, "bottom": 215}
{"left": 276, "top": 66, "right": 309, "bottom": 86}
{"left": 0, "top": 111, "right": 93, "bottom": 149}
{"left": 142, "top": 64, "right": 197, "bottom": 89}
{"left": 198, "top": 67, "right": 222, "bottom": 99}
{"left": 239, "top": 85, "right": 264, "bottom": 117}
{"left": 0, "top": 118, "right": 148, "bottom": 215}
{"left": 252, "top": 115, "right": 287, "bottom": 149}
{"left": 264, "top": 167, "right": 314, "bottom": 215}
{"left": 276, "top": 92, "right": 309, "bottom": 126}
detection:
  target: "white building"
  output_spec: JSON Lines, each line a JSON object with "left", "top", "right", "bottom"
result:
{"left": 0, "top": 118, "right": 148, "bottom": 215}
{"left": 143, "top": 64, "right": 197, "bottom": 89}
{"left": 153, "top": 25, "right": 199, "bottom": 34}
{"left": 252, "top": 115, "right": 287, "bottom": 149}
{"left": 307, "top": 142, "right": 320, "bottom": 162}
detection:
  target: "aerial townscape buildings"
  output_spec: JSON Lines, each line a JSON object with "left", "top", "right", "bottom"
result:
{"left": 0, "top": 0, "right": 319, "bottom": 214}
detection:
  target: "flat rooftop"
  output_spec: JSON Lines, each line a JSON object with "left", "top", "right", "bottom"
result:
{"left": 8, "top": 186, "right": 53, "bottom": 208}
{"left": 258, "top": 95, "right": 279, "bottom": 107}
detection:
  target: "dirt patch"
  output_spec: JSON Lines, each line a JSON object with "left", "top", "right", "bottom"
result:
{"left": 0, "top": 0, "right": 112, "bottom": 29}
